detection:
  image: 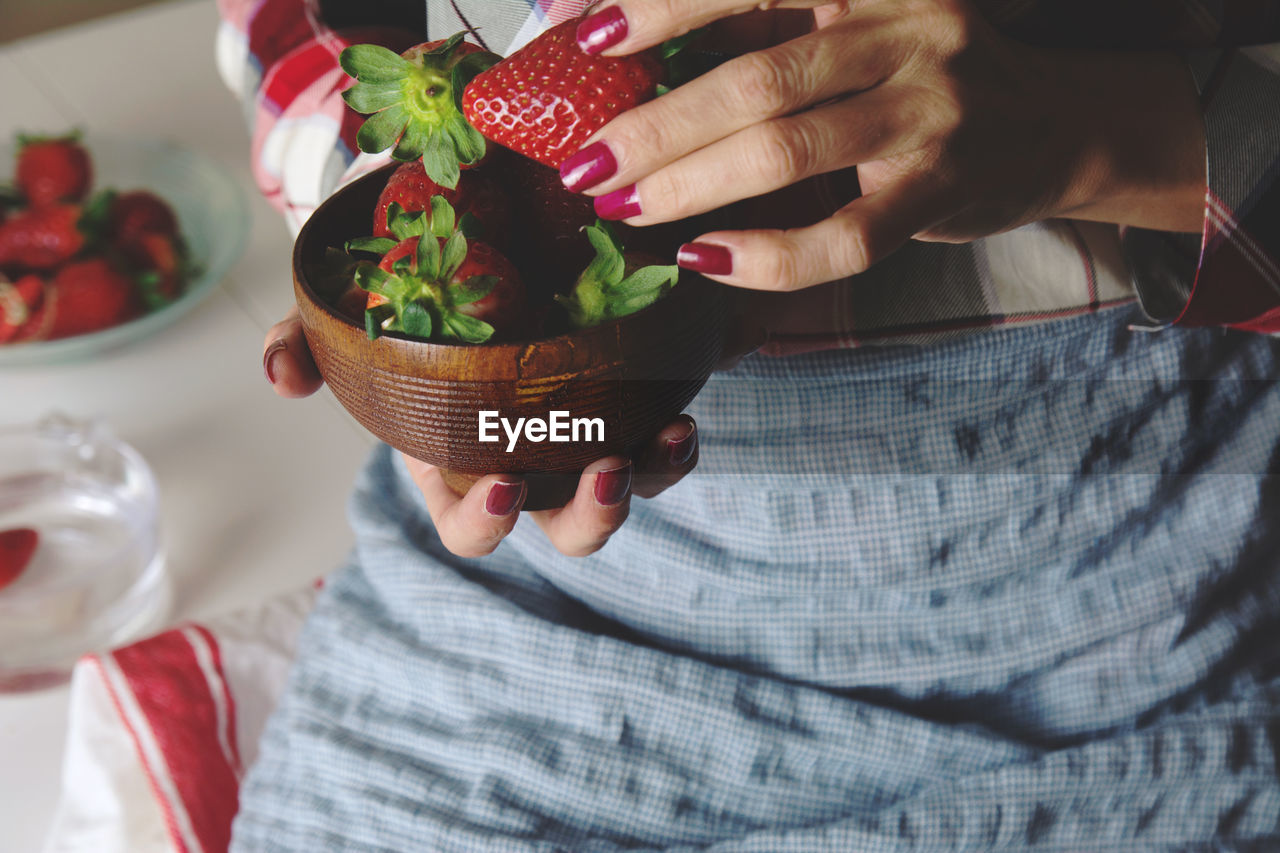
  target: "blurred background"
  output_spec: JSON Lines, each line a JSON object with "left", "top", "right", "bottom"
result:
{"left": 1, "top": 1, "right": 376, "bottom": 849}
{"left": 2, "top": 0, "right": 164, "bottom": 43}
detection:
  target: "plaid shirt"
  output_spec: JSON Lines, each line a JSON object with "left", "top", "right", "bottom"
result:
{"left": 216, "top": 0, "right": 1280, "bottom": 349}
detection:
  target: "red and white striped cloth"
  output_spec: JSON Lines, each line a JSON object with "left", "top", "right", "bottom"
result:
{"left": 43, "top": 588, "right": 318, "bottom": 853}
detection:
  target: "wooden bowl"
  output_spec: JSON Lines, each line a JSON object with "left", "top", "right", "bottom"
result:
{"left": 292, "top": 163, "right": 727, "bottom": 510}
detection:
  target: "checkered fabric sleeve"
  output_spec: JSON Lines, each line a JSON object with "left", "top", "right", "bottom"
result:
{"left": 214, "top": 0, "right": 420, "bottom": 234}
{"left": 1125, "top": 42, "right": 1280, "bottom": 333}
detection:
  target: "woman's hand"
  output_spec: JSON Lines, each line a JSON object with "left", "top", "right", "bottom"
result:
{"left": 562, "top": 0, "right": 1207, "bottom": 291}
{"left": 263, "top": 309, "right": 698, "bottom": 558}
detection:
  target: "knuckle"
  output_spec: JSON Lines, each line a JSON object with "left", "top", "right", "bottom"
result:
{"left": 610, "top": 101, "right": 666, "bottom": 166}
{"left": 733, "top": 51, "right": 798, "bottom": 117}
{"left": 748, "top": 121, "right": 815, "bottom": 186}
{"left": 642, "top": 167, "right": 688, "bottom": 218}
{"left": 829, "top": 216, "right": 875, "bottom": 276}
{"left": 755, "top": 234, "right": 806, "bottom": 291}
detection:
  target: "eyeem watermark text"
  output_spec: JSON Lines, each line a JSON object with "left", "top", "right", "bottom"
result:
{"left": 478, "top": 410, "right": 605, "bottom": 452}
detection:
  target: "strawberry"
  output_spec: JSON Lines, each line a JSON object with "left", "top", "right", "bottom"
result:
{"left": 45, "top": 257, "right": 141, "bottom": 339}
{"left": 122, "top": 231, "right": 190, "bottom": 307}
{"left": 109, "top": 190, "right": 178, "bottom": 245}
{"left": 0, "top": 528, "right": 39, "bottom": 591}
{"left": 15, "top": 133, "right": 92, "bottom": 207}
{"left": 555, "top": 222, "right": 680, "bottom": 329}
{"left": 496, "top": 152, "right": 599, "bottom": 296}
{"left": 339, "top": 34, "right": 500, "bottom": 189}
{"left": 356, "top": 198, "right": 526, "bottom": 343}
{"left": 371, "top": 160, "right": 509, "bottom": 246}
{"left": 0, "top": 203, "right": 85, "bottom": 271}
{"left": 461, "top": 19, "right": 664, "bottom": 169}
{"left": 0, "top": 273, "right": 46, "bottom": 343}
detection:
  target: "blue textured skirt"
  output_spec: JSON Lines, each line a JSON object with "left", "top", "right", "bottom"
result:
{"left": 233, "top": 305, "right": 1280, "bottom": 851}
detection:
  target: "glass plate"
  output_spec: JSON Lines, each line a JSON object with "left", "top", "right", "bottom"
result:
{"left": 0, "top": 136, "right": 250, "bottom": 366}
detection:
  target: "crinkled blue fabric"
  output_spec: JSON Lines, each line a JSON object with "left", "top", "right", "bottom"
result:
{"left": 232, "top": 306, "right": 1280, "bottom": 851}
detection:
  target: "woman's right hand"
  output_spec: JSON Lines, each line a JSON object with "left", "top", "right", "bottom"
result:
{"left": 262, "top": 309, "right": 698, "bottom": 558}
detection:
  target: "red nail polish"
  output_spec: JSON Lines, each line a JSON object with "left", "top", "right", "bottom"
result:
{"left": 485, "top": 481, "right": 525, "bottom": 517}
{"left": 594, "top": 464, "right": 633, "bottom": 506}
{"left": 677, "top": 242, "right": 733, "bottom": 276}
{"left": 263, "top": 339, "right": 287, "bottom": 385}
{"left": 577, "top": 6, "right": 628, "bottom": 55}
{"left": 594, "top": 185, "right": 641, "bottom": 221}
{"left": 560, "top": 141, "right": 617, "bottom": 193}
{"left": 667, "top": 424, "right": 696, "bottom": 466}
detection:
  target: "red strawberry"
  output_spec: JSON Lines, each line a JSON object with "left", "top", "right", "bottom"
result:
{"left": 358, "top": 204, "right": 527, "bottom": 343}
{"left": 0, "top": 527, "right": 39, "bottom": 591}
{"left": 45, "top": 257, "right": 141, "bottom": 339}
{"left": 497, "top": 152, "right": 598, "bottom": 295}
{"left": 340, "top": 34, "right": 500, "bottom": 189}
{"left": 122, "top": 231, "right": 188, "bottom": 306}
{"left": 109, "top": 190, "right": 178, "bottom": 245}
{"left": 15, "top": 133, "right": 92, "bottom": 207}
{"left": 0, "top": 273, "right": 46, "bottom": 343}
{"left": 372, "top": 160, "right": 509, "bottom": 246}
{"left": 461, "top": 19, "right": 664, "bottom": 169}
{"left": 0, "top": 203, "right": 85, "bottom": 271}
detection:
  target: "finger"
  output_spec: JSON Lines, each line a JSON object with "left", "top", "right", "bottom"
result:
{"left": 593, "top": 85, "right": 922, "bottom": 225}
{"left": 632, "top": 415, "right": 698, "bottom": 499}
{"left": 401, "top": 455, "right": 527, "bottom": 558}
{"left": 563, "top": 20, "right": 895, "bottom": 196}
{"left": 676, "top": 173, "right": 953, "bottom": 290}
{"left": 577, "top": 0, "right": 832, "bottom": 58}
{"left": 528, "top": 456, "right": 633, "bottom": 557}
{"left": 262, "top": 306, "right": 323, "bottom": 398}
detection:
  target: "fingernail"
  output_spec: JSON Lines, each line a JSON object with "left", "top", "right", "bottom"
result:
{"left": 677, "top": 242, "right": 733, "bottom": 276}
{"left": 484, "top": 480, "right": 525, "bottom": 517}
{"left": 594, "top": 184, "right": 641, "bottom": 221}
{"left": 667, "top": 422, "right": 697, "bottom": 466}
{"left": 560, "top": 141, "right": 617, "bottom": 193}
{"left": 577, "top": 5, "right": 628, "bottom": 55}
{"left": 594, "top": 463, "right": 633, "bottom": 507}
{"left": 263, "top": 339, "right": 287, "bottom": 384}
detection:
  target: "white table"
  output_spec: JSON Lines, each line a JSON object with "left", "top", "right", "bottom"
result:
{"left": 0, "top": 3, "right": 376, "bottom": 849}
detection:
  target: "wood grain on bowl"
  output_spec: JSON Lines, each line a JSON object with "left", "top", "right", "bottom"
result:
{"left": 293, "top": 163, "right": 726, "bottom": 510}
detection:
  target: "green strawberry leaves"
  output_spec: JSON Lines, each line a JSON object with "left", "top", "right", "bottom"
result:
{"left": 556, "top": 222, "right": 680, "bottom": 329}
{"left": 340, "top": 36, "right": 499, "bottom": 189}
{"left": 346, "top": 195, "right": 499, "bottom": 343}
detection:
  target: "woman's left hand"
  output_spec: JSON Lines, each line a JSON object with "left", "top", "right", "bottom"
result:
{"left": 561, "top": 0, "right": 1206, "bottom": 292}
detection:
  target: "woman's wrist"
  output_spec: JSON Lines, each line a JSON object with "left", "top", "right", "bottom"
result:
{"left": 1050, "top": 48, "right": 1207, "bottom": 234}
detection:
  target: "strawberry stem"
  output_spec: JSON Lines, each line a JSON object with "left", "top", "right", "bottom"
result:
{"left": 340, "top": 36, "right": 499, "bottom": 189}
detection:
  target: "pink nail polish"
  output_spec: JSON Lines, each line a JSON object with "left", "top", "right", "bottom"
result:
{"left": 677, "top": 242, "right": 733, "bottom": 276}
{"left": 577, "top": 6, "right": 628, "bottom": 55}
{"left": 560, "top": 141, "right": 617, "bottom": 193}
{"left": 485, "top": 481, "right": 525, "bottom": 517}
{"left": 593, "top": 464, "right": 633, "bottom": 507}
{"left": 594, "top": 184, "right": 641, "bottom": 221}
{"left": 263, "top": 339, "right": 287, "bottom": 384}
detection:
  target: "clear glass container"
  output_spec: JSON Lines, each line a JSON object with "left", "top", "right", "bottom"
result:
{"left": 0, "top": 414, "right": 171, "bottom": 692}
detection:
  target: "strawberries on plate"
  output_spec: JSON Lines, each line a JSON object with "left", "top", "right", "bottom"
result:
{"left": 1, "top": 130, "right": 195, "bottom": 347}
{"left": 15, "top": 133, "right": 91, "bottom": 208}
{"left": 0, "top": 203, "right": 86, "bottom": 271}
{"left": 45, "top": 258, "right": 142, "bottom": 340}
